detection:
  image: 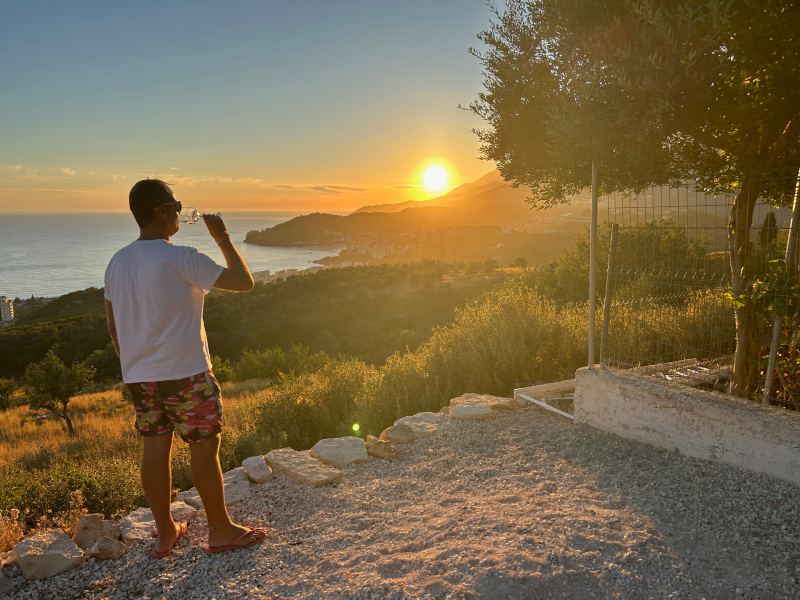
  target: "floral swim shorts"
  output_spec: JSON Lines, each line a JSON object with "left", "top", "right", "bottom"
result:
{"left": 127, "top": 371, "right": 222, "bottom": 442}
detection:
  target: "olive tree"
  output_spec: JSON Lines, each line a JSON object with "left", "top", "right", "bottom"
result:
{"left": 470, "top": 0, "right": 800, "bottom": 396}
{"left": 24, "top": 349, "right": 95, "bottom": 437}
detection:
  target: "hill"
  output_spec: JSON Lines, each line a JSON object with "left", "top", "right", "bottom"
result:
{"left": 14, "top": 288, "right": 105, "bottom": 326}
{"left": 245, "top": 171, "right": 588, "bottom": 266}
{"left": 351, "top": 170, "right": 594, "bottom": 233}
{"left": 0, "top": 264, "right": 507, "bottom": 380}
{"left": 244, "top": 206, "right": 477, "bottom": 247}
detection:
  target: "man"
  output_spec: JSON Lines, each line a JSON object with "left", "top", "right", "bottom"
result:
{"left": 104, "top": 179, "right": 266, "bottom": 558}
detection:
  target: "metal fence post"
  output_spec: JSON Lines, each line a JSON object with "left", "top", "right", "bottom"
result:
{"left": 600, "top": 223, "right": 619, "bottom": 366}
{"left": 588, "top": 161, "right": 598, "bottom": 368}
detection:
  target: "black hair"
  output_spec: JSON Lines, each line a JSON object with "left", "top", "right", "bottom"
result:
{"left": 129, "top": 179, "right": 174, "bottom": 228}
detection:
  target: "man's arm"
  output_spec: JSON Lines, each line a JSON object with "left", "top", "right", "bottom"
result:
{"left": 203, "top": 214, "right": 254, "bottom": 292}
{"left": 104, "top": 300, "right": 120, "bottom": 356}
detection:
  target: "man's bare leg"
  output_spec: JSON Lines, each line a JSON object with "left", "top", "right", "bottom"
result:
{"left": 189, "top": 434, "right": 264, "bottom": 547}
{"left": 142, "top": 432, "right": 180, "bottom": 553}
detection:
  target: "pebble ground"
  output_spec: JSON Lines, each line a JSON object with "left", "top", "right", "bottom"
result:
{"left": 4, "top": 406, "right": 799, "bottom": 599}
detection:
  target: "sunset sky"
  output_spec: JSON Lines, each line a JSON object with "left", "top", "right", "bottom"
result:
{"left": 0, "top": 1, "right": 497, "bottom": 213}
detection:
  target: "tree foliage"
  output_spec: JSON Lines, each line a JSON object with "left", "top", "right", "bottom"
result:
{"left": 471, "top": 0, "right": 800, "bottom": 396}
{"left": 471, "top": 0, "right": 799, "bottom": 200}
{"left": 24, "top": 350, "right": 95, "bottom": 437}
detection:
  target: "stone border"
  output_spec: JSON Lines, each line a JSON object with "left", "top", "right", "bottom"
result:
{"left": 574, "top": 367, "right": 800, "bottom": 486}
{"left": 6, "top": 392, "right": 524, "bottom": 581}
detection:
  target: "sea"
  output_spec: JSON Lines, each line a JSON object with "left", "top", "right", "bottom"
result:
{"left": 0, "top": 211, "right": 338, "bottom": 299}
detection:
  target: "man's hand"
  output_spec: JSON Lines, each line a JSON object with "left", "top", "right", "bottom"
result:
{"left": 204, "top": 213, "right": 254, "bottom": 292}
{"left": 202, "top": 213, "right": 229, "bottom": 242}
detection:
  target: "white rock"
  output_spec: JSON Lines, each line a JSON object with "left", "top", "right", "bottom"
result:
{"left": 101, "top": 519, "right": 121, "bottom": 541}
{"left": 449, "top": 404, "right": 495, "bottom": 419}
{"left": 365, "top": 435, "right": 398, "bottom": 460}
{"left": 224, "top": 478, "right": 251, "bottom": 505}
{"left": 379, "top": 423, "right": 415, "bottom": 444}
{"left": 87, "top": 536, "right": 127, "bottom": 560}
{"left": 13, "top": 529, "right": 84, "bottom": 580}
{"left": 176, "top": 488, "right": 204, "bottom": 510}
{"left": 242, "top": 455, "right": 273, "bottom": 483}
{"left": 395, "top": 412, "right": 447, "bottom": 437}
{"left": 220, "top": 467, "right": 251, "bottom": 504}
{"left": 449, "top": 393, "right": 520, "bottom": 410}
{"left": 310, "top": 436, "right": 369, "bottom": 467}
{"left": 266, "top": 448, "right": 342, "bottom": 486}
{"left": 169, "top": 501, "right": 199, "bottom": 522}
{"left": 120, "top": 507, "right": 157, "bottom": 544}
{"left": 223, "top": 467, "right": 249, "bottom": 485}
{"left": 120, "top": 502, "right": 199, "bottom": 544}
{"left": 72, "top": 513, "right": 104, "bottom": 551}
{"left": 73, "top": 514, "right": 123, "bottom": 550}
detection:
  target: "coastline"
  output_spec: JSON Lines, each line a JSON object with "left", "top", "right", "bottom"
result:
{"left": 0, "top": 212, "right": 326, "bottom": 300}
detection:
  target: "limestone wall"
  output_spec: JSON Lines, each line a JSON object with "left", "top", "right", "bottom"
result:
{"left": 574, "top": 367, "right": 800, "bottom": 486}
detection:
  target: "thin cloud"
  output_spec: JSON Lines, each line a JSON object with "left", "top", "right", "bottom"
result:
{"left": 272, "top": 183, "right": 366, "bottom": 194}
{"left": 105, "top": 172, "right": 369, "bottom": 195}
{"left": 321, "top": 185, "right": 366, "bottom": 192}
{"left": 58, "top": 167, "right": 76, "bottom": 177}
{"left": 32, "top": 187, "right": 113, "bottom": 195}
{"left": 0, "top": 164, "right": 26, "bottom": 174}
{"left": 17, "top": 173, "right": 58, "bottom": 183}
{"left": 0, "top": 186, "right": 113, "bottom": 195}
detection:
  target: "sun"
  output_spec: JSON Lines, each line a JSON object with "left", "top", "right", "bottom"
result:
{"left": 422, "top": 164, "right": 449, "bottom": 193}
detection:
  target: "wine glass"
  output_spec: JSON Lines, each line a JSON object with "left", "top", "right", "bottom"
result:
{"left": 179, "top": 207, "right": 201, "bottom": 223}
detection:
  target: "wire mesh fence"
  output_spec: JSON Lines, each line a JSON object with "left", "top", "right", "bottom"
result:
{"left": 600, "top": 183, "right": 800, "bottom": 408}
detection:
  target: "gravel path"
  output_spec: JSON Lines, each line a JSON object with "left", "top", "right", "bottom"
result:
{"left": 5, "top": 405, "right": 800, "bottom": 599}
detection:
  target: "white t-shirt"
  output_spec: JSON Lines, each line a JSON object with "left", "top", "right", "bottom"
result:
{"left": 104, "top": 239, "right": 225, "bottom": 383}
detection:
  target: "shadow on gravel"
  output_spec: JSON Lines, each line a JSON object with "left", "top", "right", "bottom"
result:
{"left": 104, "top": 547, "right": 268, "bottom": 600}
{"left": 554, "top": 420, "right": 800, "bottom": 599}
{"left": 473, "top": 570, "right": 606, "bottom": 600}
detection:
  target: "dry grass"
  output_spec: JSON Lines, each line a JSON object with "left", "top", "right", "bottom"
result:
{"left": 0, "top": 383, "right": 273, "bottom": 468}
{"left": 0, "top": 381, "right": 275, "bottom": 551}
{"left": 0, "top": 390, "right": 135, "bottom": 468}
{"left": 0, "top": 509, "right": 24, "bottom": 553}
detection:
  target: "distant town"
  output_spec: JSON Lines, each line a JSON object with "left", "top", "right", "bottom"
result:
{"left": 0, "top": 296, "right": 14, "bottom": 327}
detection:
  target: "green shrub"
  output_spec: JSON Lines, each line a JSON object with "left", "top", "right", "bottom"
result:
{"left": 210, "top": 355, "right": 234, "bottom": 383}
{"left": 363, "top": 281, "right": 586, "bottom": 431}
{"left": 0, "top": 458, "right": 144, "bottom": 529}
{"left": 248, "top": 359, "right": 379, "bottom": 449}
{"left": 232, "top": 344, "right": 329, "bottom": 382}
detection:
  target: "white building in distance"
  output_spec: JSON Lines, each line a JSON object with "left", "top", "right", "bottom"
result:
{"left": 0, "top": 296, "right": 14, "bottom": 323}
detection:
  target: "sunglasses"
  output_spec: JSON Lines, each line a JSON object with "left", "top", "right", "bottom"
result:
{"left": 156, "top": 201, "right": 183, "bottom": 213}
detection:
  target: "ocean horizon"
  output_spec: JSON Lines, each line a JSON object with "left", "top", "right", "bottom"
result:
{"left": 0, "top": 211, "right": 341, "bottom": 299}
